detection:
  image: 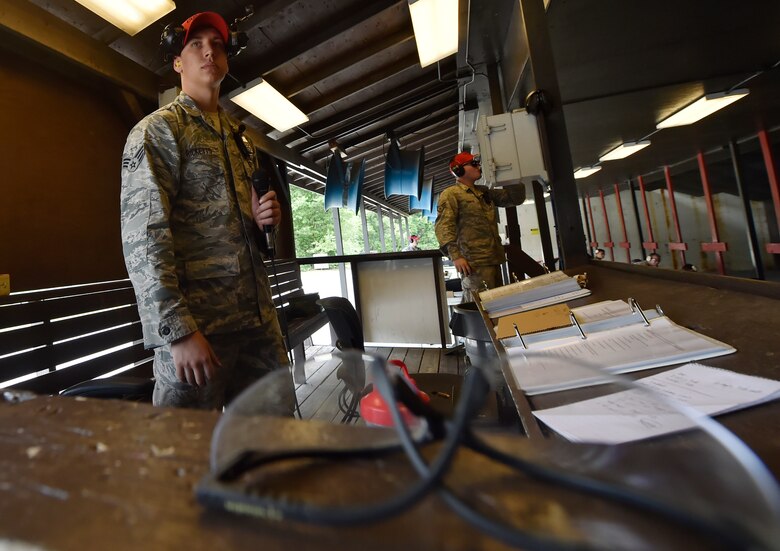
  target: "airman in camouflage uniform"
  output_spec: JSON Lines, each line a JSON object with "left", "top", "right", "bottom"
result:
{"left": 120, "top": 12, "right": 291, "bottom": 410}
{"left": 435, "top": 152, "right": 526, "bottom": 302}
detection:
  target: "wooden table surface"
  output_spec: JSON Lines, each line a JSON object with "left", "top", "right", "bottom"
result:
{"left": 0, "top": 392, "right": 757, "bottom": 550}
{"left": 1, "top": 262, "right": 778, "bottom": 550}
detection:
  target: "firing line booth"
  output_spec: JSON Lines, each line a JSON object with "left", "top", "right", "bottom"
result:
{"left": 2, "top": 2, "right": 780, "bottom": 549}
{"left": 2, "top": 104, "right": 780, "bottom": 550}
{"left": 2, "top": 261, "right": 779, "bottom": 550}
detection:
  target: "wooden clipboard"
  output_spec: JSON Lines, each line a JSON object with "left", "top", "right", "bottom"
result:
{"left": 494, "top": 303, "right": 572, "bottom": 340}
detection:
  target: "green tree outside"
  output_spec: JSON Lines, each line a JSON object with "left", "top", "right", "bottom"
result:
{"left": 290, "top": 185, "right": 437, "bottom": 262}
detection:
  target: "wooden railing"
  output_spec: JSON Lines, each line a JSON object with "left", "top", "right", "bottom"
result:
{"left": 0, "top": 259, "right": 329, "bottom": 394}
{"left": 0, "top": 280, "right": 152, "bottom": 395}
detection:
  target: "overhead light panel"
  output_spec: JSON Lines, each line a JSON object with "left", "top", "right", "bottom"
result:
{"left": 599, "top": 140, "right": 651, "bottom": 162}
{"left": 408, "top": 0, "right": 459, "bottom": 67}
{"left": 656, "top": 89, "right": 749, "bottom": 129}
{"left": 574, "top": 166, "right": 602, "bottom": 179}
{"left": 73, "top": 0, "right": 175, "bottom": 36}
{"left": 229, "top": 78, "right": 309, "bottom": 133}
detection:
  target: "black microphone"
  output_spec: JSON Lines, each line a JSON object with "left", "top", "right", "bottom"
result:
{"left": 251, "top": 166, "right": 275, "bottom": 257}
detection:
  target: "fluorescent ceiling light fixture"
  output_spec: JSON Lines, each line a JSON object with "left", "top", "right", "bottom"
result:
{"left": 656, "top": 89, "right": 749, "bottom": 129}
{"left": 574, "top": 166, "right": 602, "bottom": 179}
{"left": 229, "top": 78, "right": 309, "bottom": 133}
{"left": 409, "top": 0, "right": 459, "bottom": 67}
{"left": 599, "top": 140, "right": 651, "bottom": 162}
{"left": 73, "top": 0, "right": 175, "bottom": 36}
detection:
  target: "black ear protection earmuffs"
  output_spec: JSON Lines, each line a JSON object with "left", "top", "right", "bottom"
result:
{"left": 449, "top": 154, "right": 480, "bottom": 178}
{"left": 160, "top": 24, "right": 248, "bottom": 62}
{"left": 450, "top": 161, "right": 466, "bottom": 178}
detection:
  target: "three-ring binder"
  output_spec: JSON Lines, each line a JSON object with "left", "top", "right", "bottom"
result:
{"left": 501, "top": 297, "right": 666, "bottom": 347}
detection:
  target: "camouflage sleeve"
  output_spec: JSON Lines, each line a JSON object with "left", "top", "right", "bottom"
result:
{"left": 434, "top": 189, "right": 463, "bottom": 261}
{"left": 120, "top": 116, "right": 198, "bottom": 348}
{"left": 490, "top": 184, "right": 526, "bottom": 207}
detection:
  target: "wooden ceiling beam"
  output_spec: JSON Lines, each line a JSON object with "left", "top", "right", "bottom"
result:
{"left": 337, "top": 125, "right": 457, "bottom": 164}
{"left": 281, "top": 71, "right": 448, "bottom": 146}
{"left": 298, "top": 52, "right": 421, "bottom": 119}
{"left": 298, "top": 87, "right": 457, "bottom": 153}
{"left": 0, "top": 0, "right": 159, "bottom": 101}
{"left": 339, "top": 105, "right": 459, "bottom": 150}
{"left": 283, "top": 27, "right": 415, "bottom": 98}
{"left": 248, "top": 0, "right": 401, "bottom": 78}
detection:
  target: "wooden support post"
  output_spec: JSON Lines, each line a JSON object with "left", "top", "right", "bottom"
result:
{"left": 518, "top": 0, "right": 587, "bottom": 268}
{"left": 758, "top": 129, "right": 780, "bottom": 254}
{"left": 730, "top": 140, "right": 765, "bottom": 279}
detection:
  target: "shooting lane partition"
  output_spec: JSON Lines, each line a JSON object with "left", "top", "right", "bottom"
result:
{"left": 664, "top": 166, "right": 689, "bottom": 266}
{"left": 758, "top": 129, "right": 780, "bottom": 255}
{"left": 729, "top": 140, "right": 765, "bottom": 280}
{"left": 696, "top": 152, "right": 728, "bottom": 275}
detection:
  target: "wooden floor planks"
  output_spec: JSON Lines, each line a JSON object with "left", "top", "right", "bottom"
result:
{"left": 293, "top": 343, "right": 467, "bottom": 421}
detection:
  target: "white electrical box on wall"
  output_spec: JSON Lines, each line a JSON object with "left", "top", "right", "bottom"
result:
{"left": 476, "top": 110, "right": 548, "bottom": 187}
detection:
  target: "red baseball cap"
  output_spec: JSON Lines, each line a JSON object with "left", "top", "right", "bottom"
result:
{"left": 449, "top": 152, "right": 480, "bottom": 173}
{"left": 410, "top": 234, "right": 419, "bottom": 241}
{"left": 181, "top": 12, "right": 229, "bottom": 45}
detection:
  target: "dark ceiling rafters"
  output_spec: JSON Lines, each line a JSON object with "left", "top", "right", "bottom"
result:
{"left": 216, "top": 0, "right": 463, "bottom": 213}
{"left": 280, "top": 71, "right": 451, "bottom": 146}
{"left": 297, "top": 87, "right": 457, "bottom": 154}
{"left": 11, "top": 1, "right": 776, "bottom": 216}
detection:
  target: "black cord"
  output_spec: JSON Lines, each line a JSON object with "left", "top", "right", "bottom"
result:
{"left": 205, "top": 356, "right": 769, "bottom": 549}
{"left": 208, "top": 355, "right": 465, "bottom": 525}
{"left": 218, "top": 442, "right": 408, "bottom": 482}
{"left": 463, "top": 431, "right": 764, "bottom": 550}
{"left": 374, "top": 366, "right": 602, "bottom": 551}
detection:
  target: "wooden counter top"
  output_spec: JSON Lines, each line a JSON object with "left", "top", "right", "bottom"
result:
{"left": 0, "top": 393, "right": 756, "bottom": 550}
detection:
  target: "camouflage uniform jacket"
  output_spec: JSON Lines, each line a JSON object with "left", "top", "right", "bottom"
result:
{"left": 120, "top": 92, "right": 283, "bottom": 352}
{"left": 435, "top": 181, "right": 526, "bottom": 266}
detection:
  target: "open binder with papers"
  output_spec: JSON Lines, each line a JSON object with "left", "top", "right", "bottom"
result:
{"left": 478, "top": 271, "right": 590, "bottom": 317}
{"left": 501, "top": 299, "right": 736, "bottom": 396}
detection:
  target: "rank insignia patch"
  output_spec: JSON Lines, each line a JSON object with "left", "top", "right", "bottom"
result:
{"left": 122, "top": 145, "right": 144, "bottom": 173}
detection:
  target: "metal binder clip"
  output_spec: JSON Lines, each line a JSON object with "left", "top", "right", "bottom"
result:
{"left": 481, "top": 281, "right": 489, "bottom": 291}
{"left": 655, "top": 304, "right": 665, "bottom": 316}
{"left": 570, "top": 312, "right": 587, "bottom": 340}
{"left": 628, "top": 297, "right": 651, "bottom": 327}
{"left": 512, "top": 272, "right": 520, "bottom": 283}
{"left": 513, "top": 323, "right": 527, "bottom": 349}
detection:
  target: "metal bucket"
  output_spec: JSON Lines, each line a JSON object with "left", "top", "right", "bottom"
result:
{"left": 450, "top": 302, "right": 498, "bottom": 371}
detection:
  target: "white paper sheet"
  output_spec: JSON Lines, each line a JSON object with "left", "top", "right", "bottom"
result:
{"left": 571, "top": 300, "right": 632, "bottom": 323}
{"left": 533, "top": 363, "right": 780, "bottom": 443}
